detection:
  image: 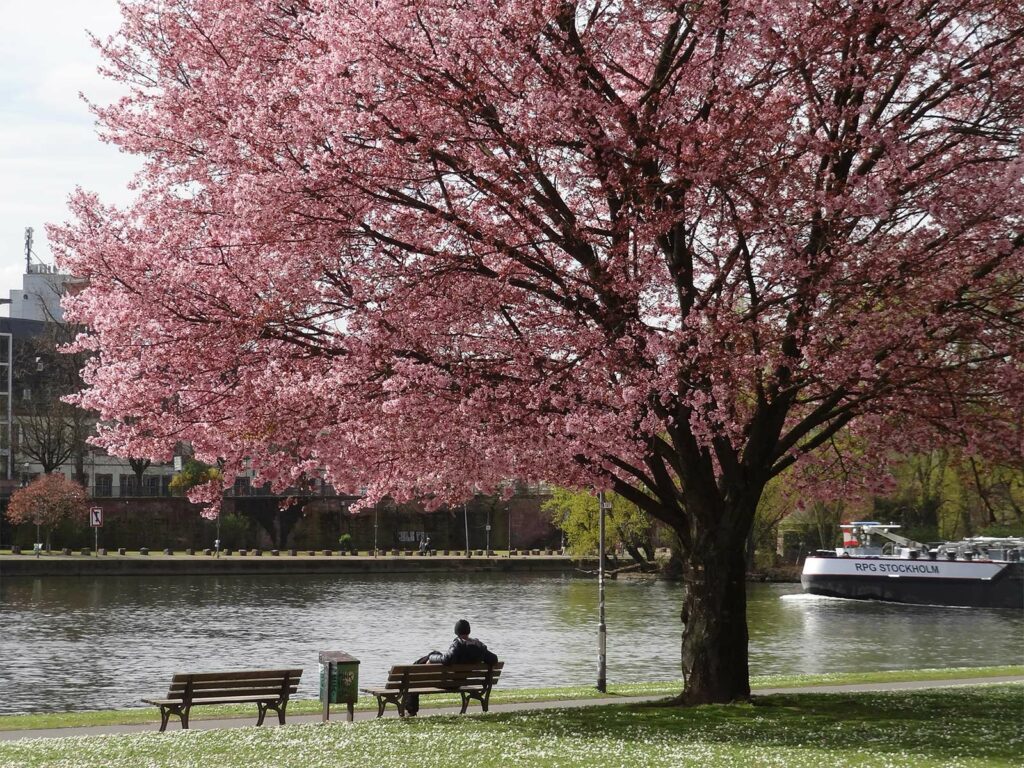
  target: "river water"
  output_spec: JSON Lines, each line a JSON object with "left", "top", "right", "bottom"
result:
{"left": 0, "top": 573, "right": 1021, "bottom": 714}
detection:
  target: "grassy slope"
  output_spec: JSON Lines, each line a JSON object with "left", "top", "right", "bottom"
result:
{"left": 0, "top": 665, "right": 1020, "bottom": 732}
{"left": 0, "top": 685, "right": 1021, "bottom": 768}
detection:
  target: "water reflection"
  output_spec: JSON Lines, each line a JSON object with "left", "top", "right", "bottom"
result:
{"left": 0, "top": 574, "right": 1020, "bottom": 714}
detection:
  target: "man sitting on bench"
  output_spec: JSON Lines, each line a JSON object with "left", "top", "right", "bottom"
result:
{"left": 407, "top": 618, "right": 499, "bottom": 716}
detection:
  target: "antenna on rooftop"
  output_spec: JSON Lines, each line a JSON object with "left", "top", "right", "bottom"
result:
{"left": 24, "top": 227, "right": 35, "bottom": 273}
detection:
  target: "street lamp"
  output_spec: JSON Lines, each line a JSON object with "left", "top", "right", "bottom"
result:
{"left": 597, "top": 490, "right": 610, "bottom": 693}
{"left": 21, "top": 463, "right": 42, "bottom": 556}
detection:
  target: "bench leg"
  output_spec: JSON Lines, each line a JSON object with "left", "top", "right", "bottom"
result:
{"left": 260, "top": 700, "right": 287, "bottom": 725}
{"left": 158, "top": 704, "right": 188, "bottom": 731}
{"left": 459, "top": 691, "right": 490, "bottom": 714}
{"left": 374, "top": 694, "right": 405, "bottom": 718}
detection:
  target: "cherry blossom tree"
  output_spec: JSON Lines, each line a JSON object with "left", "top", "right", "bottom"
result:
{"left": 6, "top": 474, "right": 89, "bottom": 550}
{"left": 51, "top": 0, "right": 1023, "bottom": 704}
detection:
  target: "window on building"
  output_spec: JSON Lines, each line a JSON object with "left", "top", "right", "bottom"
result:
{"left": 119, "top": 475, "right": 138, "bottom": 497}
{"left": 94, "top": 474, "right": 113, "bottom": 497}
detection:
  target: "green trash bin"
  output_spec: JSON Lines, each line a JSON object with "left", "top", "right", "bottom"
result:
{"left": 319, "top": 651, "right": 360, "bottom": 721}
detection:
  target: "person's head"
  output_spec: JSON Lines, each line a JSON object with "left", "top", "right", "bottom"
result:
{"left": 454, "top": 619, "right": 471, "bottom": 638}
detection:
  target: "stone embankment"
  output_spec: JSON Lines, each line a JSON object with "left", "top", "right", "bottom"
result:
{"left": 0, "top": 550, "right": 587, "bottom": 577}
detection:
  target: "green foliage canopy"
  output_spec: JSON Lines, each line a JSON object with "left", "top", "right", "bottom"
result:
{"left": 168, "top": 459, "right": 222, "bottom": 495}
{"left": 544, "top": 488, "right": 653, "bottom": 562}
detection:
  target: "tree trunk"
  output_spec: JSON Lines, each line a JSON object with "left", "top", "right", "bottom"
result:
{"left": 74, "top": 451, "right": 86, "bottom": 488}
{"left": 614, "top": 458, "right": 761, "bottom": 705}
{"left": 676, "top": 534, "right": 751, "bottom": 704}
{"left": 622, "top": 542, "right": 650, "bottom": 568}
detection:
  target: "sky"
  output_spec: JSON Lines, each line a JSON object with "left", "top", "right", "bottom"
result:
{"left": 0, "top": 0, "right": 139, "bottom": 314}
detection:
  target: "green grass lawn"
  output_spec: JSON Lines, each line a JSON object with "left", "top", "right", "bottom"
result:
{"left": 0, "top": 665, "right": 1019, "bottom": 732}
{"left": 0, "top": 684, "right": 1020, "bottom": 767}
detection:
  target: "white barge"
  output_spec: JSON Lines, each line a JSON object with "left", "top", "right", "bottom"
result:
{"left": 800, "top": 522, "right": 1024, "bottom": 609}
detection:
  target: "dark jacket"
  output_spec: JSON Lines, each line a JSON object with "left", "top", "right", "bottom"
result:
{"left": 439, "top": 636, "right": 498, "bottom": 665}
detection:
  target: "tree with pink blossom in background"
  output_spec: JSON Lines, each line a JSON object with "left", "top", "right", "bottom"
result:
{"left": 51, "top": 0, "right": 1023, "bottom": 704}
{"left": 6, "top": 474, "right": 89, "bottom": 551}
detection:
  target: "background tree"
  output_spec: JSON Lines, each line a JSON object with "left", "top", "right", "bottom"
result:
{"left": 6, "top": 474, "right": 88, "bottom": 550}
{"left": 52, "top": 0, "right": 1024, "bottom": 704}
{"left": 127, "top": 456, "right": 152, "bottom": 495}
{"left": 15, "top": 325, "right": 92, "bottom": 478}
{"left": 859, "top": 450, "right": 1024, "bottom": 541}
{"left": 18, "top": 406, "right": 78, "bottom": 476}
{"left": 168, "top": 459, "right": 222, "bottom": 496}
{"left": 544, "top": 487, "right": 655, "bottom": 568}
{"left": 748, "top": 475, "right": 799, "bottom": 569}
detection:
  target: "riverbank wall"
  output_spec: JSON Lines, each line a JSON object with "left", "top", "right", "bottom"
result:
{"left": 0, "top": 491, "right": 569, "bottom": 555}
{"left": 0, "top": 553, "right": 590, "bottom": 577}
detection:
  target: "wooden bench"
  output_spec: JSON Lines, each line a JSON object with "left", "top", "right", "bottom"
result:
{"left": 361, "top": 662, "right": 503, "bottom": 717}
{"left": 143, "top": 668, "right": 302, "bottom": 731}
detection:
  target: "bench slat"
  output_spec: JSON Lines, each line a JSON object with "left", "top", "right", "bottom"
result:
{"left": 168, "top": 680, "right": 300, "bottom": 693}
{"left": 384, "top": 669, "right": 502, "bottom": 679}
{"left": 144, "top": 695, "right": 286, "bottom": 706}
{"left": 171, "top": 676, "right": 299, "bottom": 688}
{"left": 386, "top": 663, "right": 503, "bottom": 674}
{"left": 385, "top": 668, "right": 502, "bottom": 678}
{"left": 363, "top": 686, "right": 480, "bottom": 695}
{"left": 382, "top": 668, "right": 502, "bottom": 689}
{"left": 382, "top": 671, "right": 501, "bottom": 684}
{"left": 169, "top": 669, "right": 302, "bottom": 683}
{"left": 162, "top": 687, "right": 300, "bottom": 702}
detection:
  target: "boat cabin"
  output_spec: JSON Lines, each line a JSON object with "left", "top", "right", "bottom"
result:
{"left": 836, "top": 522, "right": 925, "bottom": 559}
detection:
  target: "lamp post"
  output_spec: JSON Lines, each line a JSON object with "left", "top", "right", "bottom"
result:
{"left": 597, "top": 491, "right": 610, "bottom": 693}
{"left": 21, "top": 463, "right": 41, "bottom": 556}
{"left": 373, "top": 506, "right": 378, "bottom": 557}
{"left": 463, "top": 502, "right": 470, "bottom": 555}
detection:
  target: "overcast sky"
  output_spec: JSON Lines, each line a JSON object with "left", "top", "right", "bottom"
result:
{"left": 0, "top": 0, "right": 139, "bottom": 314}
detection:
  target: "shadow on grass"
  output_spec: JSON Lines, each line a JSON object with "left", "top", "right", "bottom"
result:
{"left": 460, "top": 685, "right": 1024, "bottom": 763}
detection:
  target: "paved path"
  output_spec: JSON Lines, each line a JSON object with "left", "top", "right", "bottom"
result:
{"left": 1, "top": 676, "right": 1021, "bottom": 742}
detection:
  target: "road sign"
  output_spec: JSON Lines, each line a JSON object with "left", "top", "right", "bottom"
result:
{"left": 89, "top": 507, "right": 103, "bottom": 528}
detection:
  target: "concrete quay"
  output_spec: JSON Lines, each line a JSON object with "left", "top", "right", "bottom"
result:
{"left": 0, "top": 551, "right": 586, "bottom": 577}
